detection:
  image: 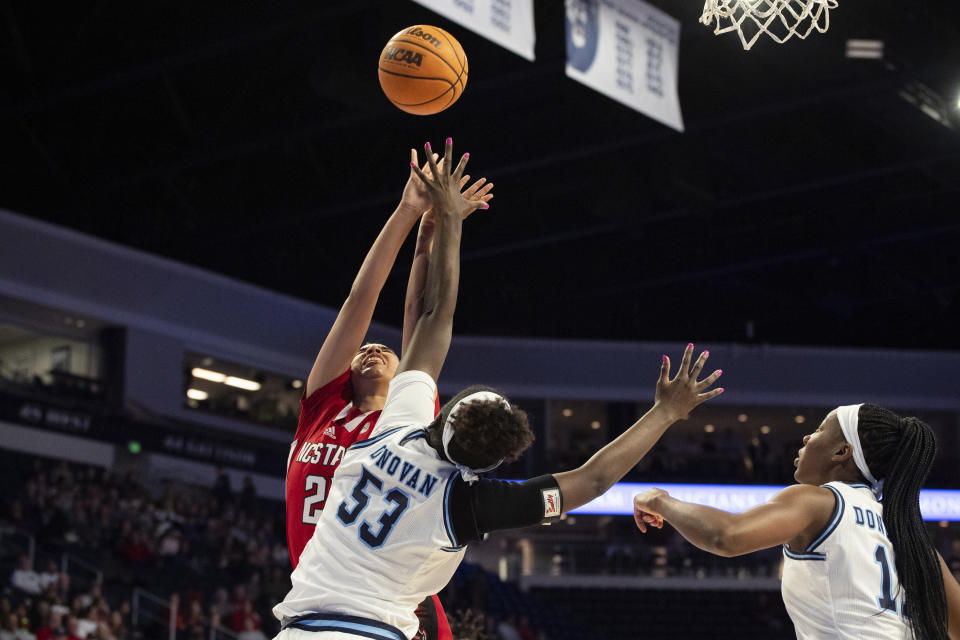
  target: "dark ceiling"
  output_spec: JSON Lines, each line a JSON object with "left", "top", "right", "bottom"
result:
{"left": 3, "top": 1, "right": 959, "bottom": 349}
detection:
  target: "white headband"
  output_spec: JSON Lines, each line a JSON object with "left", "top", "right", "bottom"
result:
{"left": 836, "top": 403, "right": 883, "bottom": 499}
{"left": 442, "top": 391, "right": 508, "bottom": 484}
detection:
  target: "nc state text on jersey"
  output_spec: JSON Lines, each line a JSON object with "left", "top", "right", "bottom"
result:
{"left": 295, "top": 441, "right": 346, "bottom": 467}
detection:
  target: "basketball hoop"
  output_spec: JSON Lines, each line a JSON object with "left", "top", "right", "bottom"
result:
{"left": 701, "top": 0, "right": 837, "bottom": 51}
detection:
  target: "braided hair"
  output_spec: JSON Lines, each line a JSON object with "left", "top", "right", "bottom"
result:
{"left": 857, "top": 404, "right": 945, "bottom": 640}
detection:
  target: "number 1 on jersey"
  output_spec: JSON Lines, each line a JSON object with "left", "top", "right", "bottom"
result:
{"left": 874, "top": 544, "right": 899, "bottom": 614}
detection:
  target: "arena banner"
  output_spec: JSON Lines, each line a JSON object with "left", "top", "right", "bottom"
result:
{"left": 566, "top": 482, "right": 960, "bottom": 522}
{"left": 565, "top": 0, "right": 684, "bottom": 131}
{"left": 0, "top": 391, "right": 285, "bottom": 475}
{"left": 410, "top": 0, "right": 536, "bottom": 61}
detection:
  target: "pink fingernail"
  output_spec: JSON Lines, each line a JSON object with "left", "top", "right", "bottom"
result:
{"left": 446, "top": 137, "right": 452, "bottom": 144}
{"left": 717, "top": 369, "right": 723, "bottom": 375}
{"left": 410, "top": 162, "right": 416, "bottom": 167}
{"left": 662, "top": 355, "right": 668, "bottom": 363}
{"left": 425, "top": 142, "right": 431, "bottom": 149}
{"left": 718, "top": 388, "right": 725, "bottom": 393}
{"left": 704, "top": 350, "right": 710, "bottom": 356}
{"left": 481, "top": 203, "right": 489, "bottom": 209}
{"left": 687, "top": 343, "right": 694, "bottom": 349}
{"left": 464, "top": 152, "right": 470, "bottom": 159}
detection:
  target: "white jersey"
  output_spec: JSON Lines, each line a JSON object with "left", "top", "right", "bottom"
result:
{"left": 274, "top": 371, "right": 464, "bottom": 640}
{"left": 782, "top": 481, "right": 912, "bottom": 640}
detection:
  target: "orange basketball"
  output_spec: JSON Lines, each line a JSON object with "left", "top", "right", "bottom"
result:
{"left": 378, "top": 25, "right": 468, "bottom": 116}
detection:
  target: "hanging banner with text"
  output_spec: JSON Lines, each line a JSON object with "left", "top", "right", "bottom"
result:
{"left": 411, "top": 0, "right": 536, "bottom": 61}
{"left": 565, "top": 0, "right": 684, "bottom": 131}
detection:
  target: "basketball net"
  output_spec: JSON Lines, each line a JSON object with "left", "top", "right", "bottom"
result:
{"left": 701, "top": 0, "right": 837, "bottom": 50}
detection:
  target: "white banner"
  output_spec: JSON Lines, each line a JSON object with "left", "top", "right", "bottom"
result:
{"left": 559, "top": 482, "right": 960, "bottom": 521}
{"left": 565, "top": 0, "right": 684, "bottom": 131}
{"left": 411, "top": 0, "right": 536, "bottom": 61}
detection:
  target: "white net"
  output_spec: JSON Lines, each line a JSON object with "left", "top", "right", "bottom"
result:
{"left": 700, "top": 0, "right": 838, "bottom": 50}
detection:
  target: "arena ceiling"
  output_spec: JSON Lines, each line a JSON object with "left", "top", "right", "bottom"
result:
{"left": 2, "top": 1, "right": 959, "bottom": 350}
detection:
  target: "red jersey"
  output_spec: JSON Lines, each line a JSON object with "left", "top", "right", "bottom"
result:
{"left": 286, "top": 370, "right": 381, "bottom": 567}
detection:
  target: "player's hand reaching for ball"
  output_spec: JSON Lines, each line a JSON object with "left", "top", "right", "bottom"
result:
{"left": 403, "top": 150, "right": 494, "bottom": 220}
{"left": 654, "top": 343, "right": 723, "bottom": 423}
{"left": 411, "top": 138, "right": 488, "bottom": 219}
{"left": 633, "top": 489, "right": 668, "bottom": 533}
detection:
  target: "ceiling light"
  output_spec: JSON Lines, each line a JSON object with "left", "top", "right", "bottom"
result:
{"left": 845, "top": 39, "right": 883, "bottom": 60}
{"left": 737, "top": 413, "right": 748, "bottom": 423}
{"left": 562, "top": 408, "right": 573, "bottom": 417}
{"left": 794, "top": 415, "right": 806, "bottom": 424}
{"left": 292, "top": 379, "right": 304, "bottom": 389}
{"left": 760, "top": 425, "right": 771, "bottom": 435}
{"left": 590, "top": 421, "right": 601, "bottom": 430}
{"left": 225, "top": 376, "right": 261, "bottom": 391}
{"left": 186, "top": 389, "right": 209, "bottom": 401}
{"left": 704, "top": 424, "right": 715, "bottom": 433}
{"left": 192, "top": 367, "right": 226, "bottom": 383}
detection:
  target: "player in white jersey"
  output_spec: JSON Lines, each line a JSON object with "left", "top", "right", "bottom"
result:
{"left": 271, "top": 139, "right": 724, "bottom": 640}
{"left": 633, "top": 404, "right": 960, "bottom": 640}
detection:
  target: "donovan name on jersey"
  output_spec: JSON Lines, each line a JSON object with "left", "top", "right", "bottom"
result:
{"left": 369, "top": 443, "right": 440, "bottom": 498}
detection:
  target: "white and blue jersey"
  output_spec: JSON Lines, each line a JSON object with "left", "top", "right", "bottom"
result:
{"left": 274, "top": 371, "right": 464, "bottom": 640}
{"left": 781, "top": 481, "right": 911, "bottom": 639}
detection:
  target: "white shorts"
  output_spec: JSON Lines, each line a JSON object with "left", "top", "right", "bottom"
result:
{"left": 274, "top": 630, "right": 373, "bottom": 640}
{"left": 273, "top": 613, "right": 408, "bottom": 640}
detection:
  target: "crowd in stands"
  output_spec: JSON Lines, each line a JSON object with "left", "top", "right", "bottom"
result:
{"left": 1, "top": 457, "right": 564, "bottom": 640}
{"left": 3, "top": 453, "right": 959, "bottom": 640}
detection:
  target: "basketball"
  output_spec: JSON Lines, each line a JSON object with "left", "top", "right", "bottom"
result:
{"left": 378, "top": 25, "right": 468, "bottom": 116}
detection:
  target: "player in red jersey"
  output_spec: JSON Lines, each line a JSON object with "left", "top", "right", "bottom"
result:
{"left": 285, "top": 146, "right": 492, "bottom": 640}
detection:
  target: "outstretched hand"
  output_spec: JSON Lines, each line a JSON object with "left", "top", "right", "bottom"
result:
{"left": 411, "top": 138, "right": 488, "bottom": 218}
{"left": 403, "top": 147, "right": 494, "bottom": 220}
{"left": 655, "top": 343, "right": 723, "bottom": 422}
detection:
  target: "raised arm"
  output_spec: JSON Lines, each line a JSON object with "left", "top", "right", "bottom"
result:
{"left": 632, "top": 484, "right": 836, "bottom": 557}
{"left": 553, "top": 345, "right": 723, "bottom": 512}
{"left": 397, "top": 138, "right": 486, "bottom": 382}
{"left": 305, "top": 151, "right": 434, "bottom": 397}
{"left": 401, "top": 171, "right": 493, "bottom": 356}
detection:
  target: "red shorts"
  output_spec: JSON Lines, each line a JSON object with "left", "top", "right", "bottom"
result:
{"left": 415, "top": 594, "right": 452, "bottom": 640}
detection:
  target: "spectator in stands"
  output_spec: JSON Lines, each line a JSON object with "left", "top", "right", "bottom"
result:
{"left": 230, "top": 599, "right": 260, "bottom": 635}
{"left": 1, "top": 611, "right": 35, "bottom": 640}
{"left": 237, "top": 617, "right": 268, "bottom": 640}
{"left": 37, "top": 562, "right": 59, "bottom": 592}
{"left": 10, "top": 556, "right": 41, "bottom": 595}
{"left": 240, "top": 476, "right": 256, "bottom": 505}
{"left": 497, "top": 615, "right": 522, "bottom": 640}
{"left": 34, "top": 610, "right": 59, "bottom": 640}
{"left": 515, "top": 616, "right": 537, "bottom": 640}
{"left": 211, "top": 467, "right": 232, "bottom": 505}
{"left": 63, "top": 616, "right": 80, "bottom": 640}
{"left": 182, "top": 599, "right": 206, "bottom": 639}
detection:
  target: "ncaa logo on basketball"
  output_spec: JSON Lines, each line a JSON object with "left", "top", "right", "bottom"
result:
{"left": 565, "top": 0, "right": 600, "bottom": 72}
{"left": 383, "top": 46, "right": 424, "bottom": 67}
{"left": 542, "top": 488, "right": 561, "bottom": 518}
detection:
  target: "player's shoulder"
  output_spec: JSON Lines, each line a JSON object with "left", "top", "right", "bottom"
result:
{"left": 771, "top": 483, "right": 839, "bottom": 514}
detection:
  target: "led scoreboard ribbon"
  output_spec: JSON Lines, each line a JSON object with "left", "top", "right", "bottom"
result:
{"left": 507, "top": 481, "right": 960, "bottom": 521}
